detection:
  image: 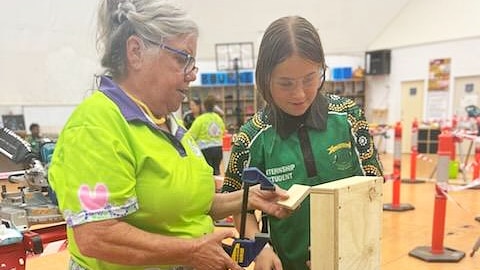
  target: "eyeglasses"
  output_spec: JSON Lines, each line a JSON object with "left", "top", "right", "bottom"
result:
{"left": 272, "top": 68, "right": 326, "bottom": 92}
{"left": 159, "top": 44, "right": 198, "bottom": 77}
{"left": 144, "top": 38, "right": 198, "bottom": 79}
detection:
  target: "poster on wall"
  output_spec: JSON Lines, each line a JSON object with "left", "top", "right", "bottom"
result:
{"left": 425, "top": 91, "right": 449, "bottom": 120}
{"left": 428, "top": 58, "right": 451, "bottom": 91}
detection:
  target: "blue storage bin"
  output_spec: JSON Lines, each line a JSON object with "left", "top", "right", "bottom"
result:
{"left": 226, "top": 72, "right": 237, "bottom": 85}
{"left": 201, "top": 71, "right": 254, "bottom": 86}
{"left": 342, "top": 67, "right": 352, "bottom": 79}
{"left": 332, "top": 68, "right": 344, "bottom": 80}
{"left": 201, "top": 73, "right": 220, "bottom": 85}
{"left": 239, "top": 71, "right": 254, "bottom": 85}
{"left": 216, "top": 72, "right": 227, "bottom": 85}
{"left": 201, "top": 73, "right": 211, "bottom": 85}
{"left": 332, "top": 67, "right": 353, "bottom": 80}
{"left": 209, "top": 73, "right": 217, "bottom": 85}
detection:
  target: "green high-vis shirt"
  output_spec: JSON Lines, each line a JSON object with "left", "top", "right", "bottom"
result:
{"left": 186, "top": 112, "right": 225, "bottom": 150}
{"left": 49, "top": 76, "right": 215, "bottom": 270}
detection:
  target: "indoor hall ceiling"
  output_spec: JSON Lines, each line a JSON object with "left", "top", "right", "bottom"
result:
{"left": 180, "top": 0, "right": 411, "bottom": 61}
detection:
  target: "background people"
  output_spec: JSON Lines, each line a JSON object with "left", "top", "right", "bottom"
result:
{"left": 222, "top": 16, "right": 383, "bottom": 270}
{"left": 183, "top": 96, "right": 202, "bottom": 129}
{"left": 25, "top": 123, "right": 43, "bottom": 155}
{"left": 187, "top": 94, "right": 225, "bottom": 176}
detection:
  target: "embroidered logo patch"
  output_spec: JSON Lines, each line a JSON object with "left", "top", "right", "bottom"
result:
{"left": 328, "top": 142, "right": 354, "bottom": 170}
{"left": 327, "top": 141, "right": 351, "bottom": 154}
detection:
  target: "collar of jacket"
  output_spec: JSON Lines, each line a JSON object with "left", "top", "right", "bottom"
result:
{"left": 269, "top": 93, "right": 328, "bottom": 139}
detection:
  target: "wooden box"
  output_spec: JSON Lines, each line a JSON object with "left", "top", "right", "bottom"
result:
{"left": 310, "top": 176, "right": 383, "bottom": 270}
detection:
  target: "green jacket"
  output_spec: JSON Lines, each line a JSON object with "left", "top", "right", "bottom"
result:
{"left": 223, "top": 93, "right": 383, "bottom": 270}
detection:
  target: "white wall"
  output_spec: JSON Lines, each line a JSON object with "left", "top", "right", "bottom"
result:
{"left": 365, "top": 0, "right": 480, "bottom": 153}
{"left": 182, "top": 0, "right": 409, "bottom": 60}
{"left": 0, "top": 0, "right": 406, "bottom": 110}
{"left": 0, "top": 0, "right": 100, "bottom": 106}
{"left": 0, "top": 0, "right": 101, "bottom": 132}
{"left": 366, "top": 37, "right": 480, "bottom": 153}
{"left": 369, "top": 0, "right": 480, "bottom": 50}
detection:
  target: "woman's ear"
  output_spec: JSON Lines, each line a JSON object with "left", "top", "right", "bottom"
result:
{"left": 125, "top": 35, "right": 144, "bottom": 70}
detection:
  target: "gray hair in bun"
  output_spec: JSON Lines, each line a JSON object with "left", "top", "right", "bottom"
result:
{"left": 115, "top": 0, "right": 137, "bottom": 24}
{"left": 97, "top": 0, "right": 199, "bottom": 79}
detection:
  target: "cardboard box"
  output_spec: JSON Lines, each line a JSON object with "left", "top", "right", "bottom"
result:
{"left": 310, "top": 176, "right": 383, "bottom": 270}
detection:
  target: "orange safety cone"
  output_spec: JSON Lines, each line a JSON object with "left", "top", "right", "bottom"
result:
{"left": 403, "top": 118, "right": 425, "bottom": 184}
{"left": 384, "top": 122, "right": 415, "bottom": 211}
{"left": 409, "top": 131, "right": 465, "bottom": 262}
{"left": 214, "top": 133, "right": 235, "bottom": 227}
{"left": 222, "top": 133, "right": 233, "bottom": 173}
{"left": 473, "top": 145, "right": 480, "bottom": 180}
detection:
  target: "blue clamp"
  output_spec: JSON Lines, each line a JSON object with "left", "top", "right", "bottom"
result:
{"left": 241, "top": 167, "right": 275, "bottom": 190}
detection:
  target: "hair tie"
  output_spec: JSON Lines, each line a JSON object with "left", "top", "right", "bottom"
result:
{"left": 116, "top": 0, "right": 136, "bottom": 24}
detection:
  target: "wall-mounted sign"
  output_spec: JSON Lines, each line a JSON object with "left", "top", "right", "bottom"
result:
{"left": 428, "top": 58, "right": 451, "bottom": 91}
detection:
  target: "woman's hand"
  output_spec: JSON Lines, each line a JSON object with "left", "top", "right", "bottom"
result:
{"left": 189, "top": 230, "right": 243, "bottom": 270}
{"left": 253, "top": 245, "right": 283, "bottom": 270}
{"left": 248, "top": 184, "right": 291, "bottom": 219}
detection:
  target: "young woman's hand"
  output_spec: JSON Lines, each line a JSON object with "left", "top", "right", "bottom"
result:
{"left": 248, "top": 184, "right": 292, "bottom": 219}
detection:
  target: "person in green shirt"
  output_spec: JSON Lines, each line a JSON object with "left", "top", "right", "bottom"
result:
{"left": 48, "top": 1, "right": 290, "bottom": 270}
{"left": 222, "top": 16, "right": 384, "bottom": 270}
{"left": 183, "top": 97, "right": 202, "bottom": 130}
{"left": 25, "top": 123, "right": 43, "bottom": 156}
{"left": 187, "top": 95, "right": 226, "bottom": 176}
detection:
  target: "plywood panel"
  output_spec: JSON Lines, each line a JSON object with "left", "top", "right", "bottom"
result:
{"left": 310, "top": 176, "right": 383, "bottom": 270}
{"left": 277, "top": 184, "right": 311, "bottom": 210}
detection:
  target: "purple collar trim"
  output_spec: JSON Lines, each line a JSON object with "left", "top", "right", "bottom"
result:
{"left": 98, "top": 76, "right": 187, "bottom": 147}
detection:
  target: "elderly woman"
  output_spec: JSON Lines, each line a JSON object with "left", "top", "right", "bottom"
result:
{"left": 48, "top": 1, "right": 289, "bottom": 270}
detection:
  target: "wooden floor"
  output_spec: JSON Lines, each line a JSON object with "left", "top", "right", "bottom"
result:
{"left": 2, "top": 153, "right": 479, "bottom": 269}
{"left": 380, "top": 153, "right": 480, "bottom": 270}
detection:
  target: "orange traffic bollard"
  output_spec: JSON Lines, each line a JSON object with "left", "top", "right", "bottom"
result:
{"left": 384, "top": 122, "right": 414, "bottom": 211}
{"left": 409, "top": 131, "right": 465, "bottom": 262}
